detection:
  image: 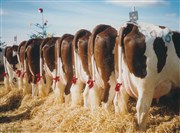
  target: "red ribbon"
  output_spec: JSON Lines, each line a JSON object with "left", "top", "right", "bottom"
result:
{"left": 16, "top": 70, "right": 22, "bottom": 77}
{"left": 22, "top": 71, "right": 26, "bottom": 78}
{"left": 115, "top": 83, "right": 122, "bottom": 92}
{"left": 2, "top": 72, "right": 7, "bottom": 77}
{"left": 72, "top": 76, "right": 78, "bottom": 84}
{"left": 36, "top": 73, "right": 42, "bottom": 84}
{"left": 53, "top": 76, "right": 60, "bottom": 82}
{"left": 87, "top": 79, "right": 95, "bottom": 89}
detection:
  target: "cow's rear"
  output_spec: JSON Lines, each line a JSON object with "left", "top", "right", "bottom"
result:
{"left": 85, "top": 24, "right": 117, "bottom": 110}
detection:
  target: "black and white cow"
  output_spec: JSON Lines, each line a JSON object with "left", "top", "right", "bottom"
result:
{"left": 114, "top": 22, "right": 180, "bottom": 130}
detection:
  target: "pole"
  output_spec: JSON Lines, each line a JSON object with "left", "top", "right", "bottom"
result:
{"left": 41, "top": 12, "right": 45, "bottom": 38}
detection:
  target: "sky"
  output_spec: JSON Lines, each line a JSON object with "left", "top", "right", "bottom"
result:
{"left": 0, "top": 0, "right": 179, "bottom": 46}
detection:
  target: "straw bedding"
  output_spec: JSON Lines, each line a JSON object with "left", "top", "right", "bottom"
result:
{"left": 0, "top": 83, "right": 179, "bottom": 133}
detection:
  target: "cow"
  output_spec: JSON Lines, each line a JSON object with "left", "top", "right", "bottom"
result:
{"left": 38, "top": 37, "right": 60, "bottom": 97}
{"left": 70, "top": 29, "right": 91, "bottom": 106}
{"left": 83, "top": 24, "right": 117, "bottom": 110}
{"left": 3, "top": 45, "right": 19, "bottom": 91}
{"left": 114, "top": 22, "right": 180, "bottom": 130}
{"left": 54, "top": 34, "right": 74, "bottom": 103}
{"left": 16, "top": 40, "right": 32, "bottom": 94}
{"left": 24, "top": 38, "right": 43, "bottom": 96}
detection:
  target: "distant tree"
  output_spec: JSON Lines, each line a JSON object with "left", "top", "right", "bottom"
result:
{"left": 29, "top": 8, "right": 54, "bottom": 39}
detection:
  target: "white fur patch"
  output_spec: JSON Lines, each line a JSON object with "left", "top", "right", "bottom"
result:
{"left": 107, "top": 72, "right": 116, "bottom": 103}
{"left": 40, "top": 57, "right": 43, "bottom": 76}
{"left": 91, "top": 55, "right": 104, "bottom": 88}
{"left": 44, "top": 62, "right": 52, "bottom": 77}
{"left": 28, "top": 63, "right": 34, "bottom": 76}
{"left": 59, "top": 57, "right": 67, "bottom": 84}
{"left": 13, "top": 50, "right": 17, "bottom": 57}
{"left": 76, "top": 53, "right": 88, "bottom": 83}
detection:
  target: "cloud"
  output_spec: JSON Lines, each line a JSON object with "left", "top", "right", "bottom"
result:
{"left": 105, "top": 0, "right": 169, "bottom": 7}
{"left": 165, "top": 13, "right": 177, "bottom": 17}
{"left": 0, "top": 9, "right": 7, "bottom": 16}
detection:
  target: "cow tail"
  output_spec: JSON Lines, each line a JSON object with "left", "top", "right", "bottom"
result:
{"left": 117, "top": 27, "right": 125, "bottom": 84}
{"left": 73, "top": 30, "right": 85, "bottom": 77}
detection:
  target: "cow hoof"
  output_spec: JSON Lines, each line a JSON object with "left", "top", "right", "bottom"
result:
{"left": 137, "top": 122, "right": 146, "bottom": 131}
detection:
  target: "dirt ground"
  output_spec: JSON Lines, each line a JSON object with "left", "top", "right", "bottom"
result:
{"left": 0, "top": 82, "right": 179, "bottom": 133}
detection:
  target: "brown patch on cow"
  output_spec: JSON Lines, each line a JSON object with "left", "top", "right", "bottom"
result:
{"left": 172, "top": 31, "right": 180, "bottom": 59}
{"left": 88, "top": 24, "right": 111, "bottom": 78}
{"left": 153, "top": 37, "right": 167, "bottom": 73}
{"left": 56, "top": 34, "right": 74, "bottom": 95}
{"left": 24, "top": 45, "right": 33, "bottom": 84}
{"left": 18, "top": 41, "right": 27, "bottom": 69}
{"left": 40, "top": 38, "right": 52, "bottom": 58}
{"left": 73, "top": 29, "right": 91, "bottom": 76}
{"left": 17, "top": 41, "right": 26, "bottom": 57}
{"left": 78, "top": 33, "right": 91, "bottom": 76}
{"left": 62, "top": 35, "right": 74, "bottom": 95}
{"left": 120, "top": 24, "right": 147, "bottom": 78}
{"left": 57, "top": 34, "right": 72, "bottom": 58}
{"left": 89, "top": 24, "right": 117, "bottom": 103}
{"left": 39, "top": 38, "right": 52, "bottom": 83}
{"left": 42, "top": 37, "right": 59, "bottom": 72}
{"left": 25, "top": 39, "right": 43, "bottom": 84}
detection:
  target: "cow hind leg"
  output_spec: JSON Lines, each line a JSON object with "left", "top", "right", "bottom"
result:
{"left": 4, "top": 76, "right": 11, "bottom": 92}
{"left": 136, "top": 87, "right": 154, "bottom": 130}
{"left": 89, "top": 84, "right": 101, "bottom": 110}
{"left": 32, "top": 83, "right": 38, "bottom": 97}
{"left": 38, "top": 75, "right": 52, "bottom": 97}
{"left": 102, "top": 86, "right": 112, "bottom": 112}
{"left": 83, "top": 84, "right": 89, "bottom": 108}
{"left": 17, "top": 77, "right": 23, "bottom": 90}
{"left": 102, "top": 72, "right": 116, "bottom": 112}
{"left": 38, "top": 79, "right": 46, "bottom": 97}
{"left": 46, "top": 75, "right": 53, "bottom": 94}
{"left": 22, "top": 76, "right": 31, "bottom": 95}
{"left": 114, "top": 87, "right": 129, "bottom": 115}
{"left": 70, "top": 80, "right": 84, "bottom": 107}
{"left": 54, "top": 81, "right": 65, "bottom": 104}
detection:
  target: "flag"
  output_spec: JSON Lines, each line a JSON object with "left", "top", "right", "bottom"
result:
{"left": 38, "top": 8, "right": 43, "bottom": 13}
{"left": 14, "top": 35, "right": 17, "bottom": 42}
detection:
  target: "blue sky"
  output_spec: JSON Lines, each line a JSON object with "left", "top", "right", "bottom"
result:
{"left": 0, "top": 0, "right": 179, "bottom": 45}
